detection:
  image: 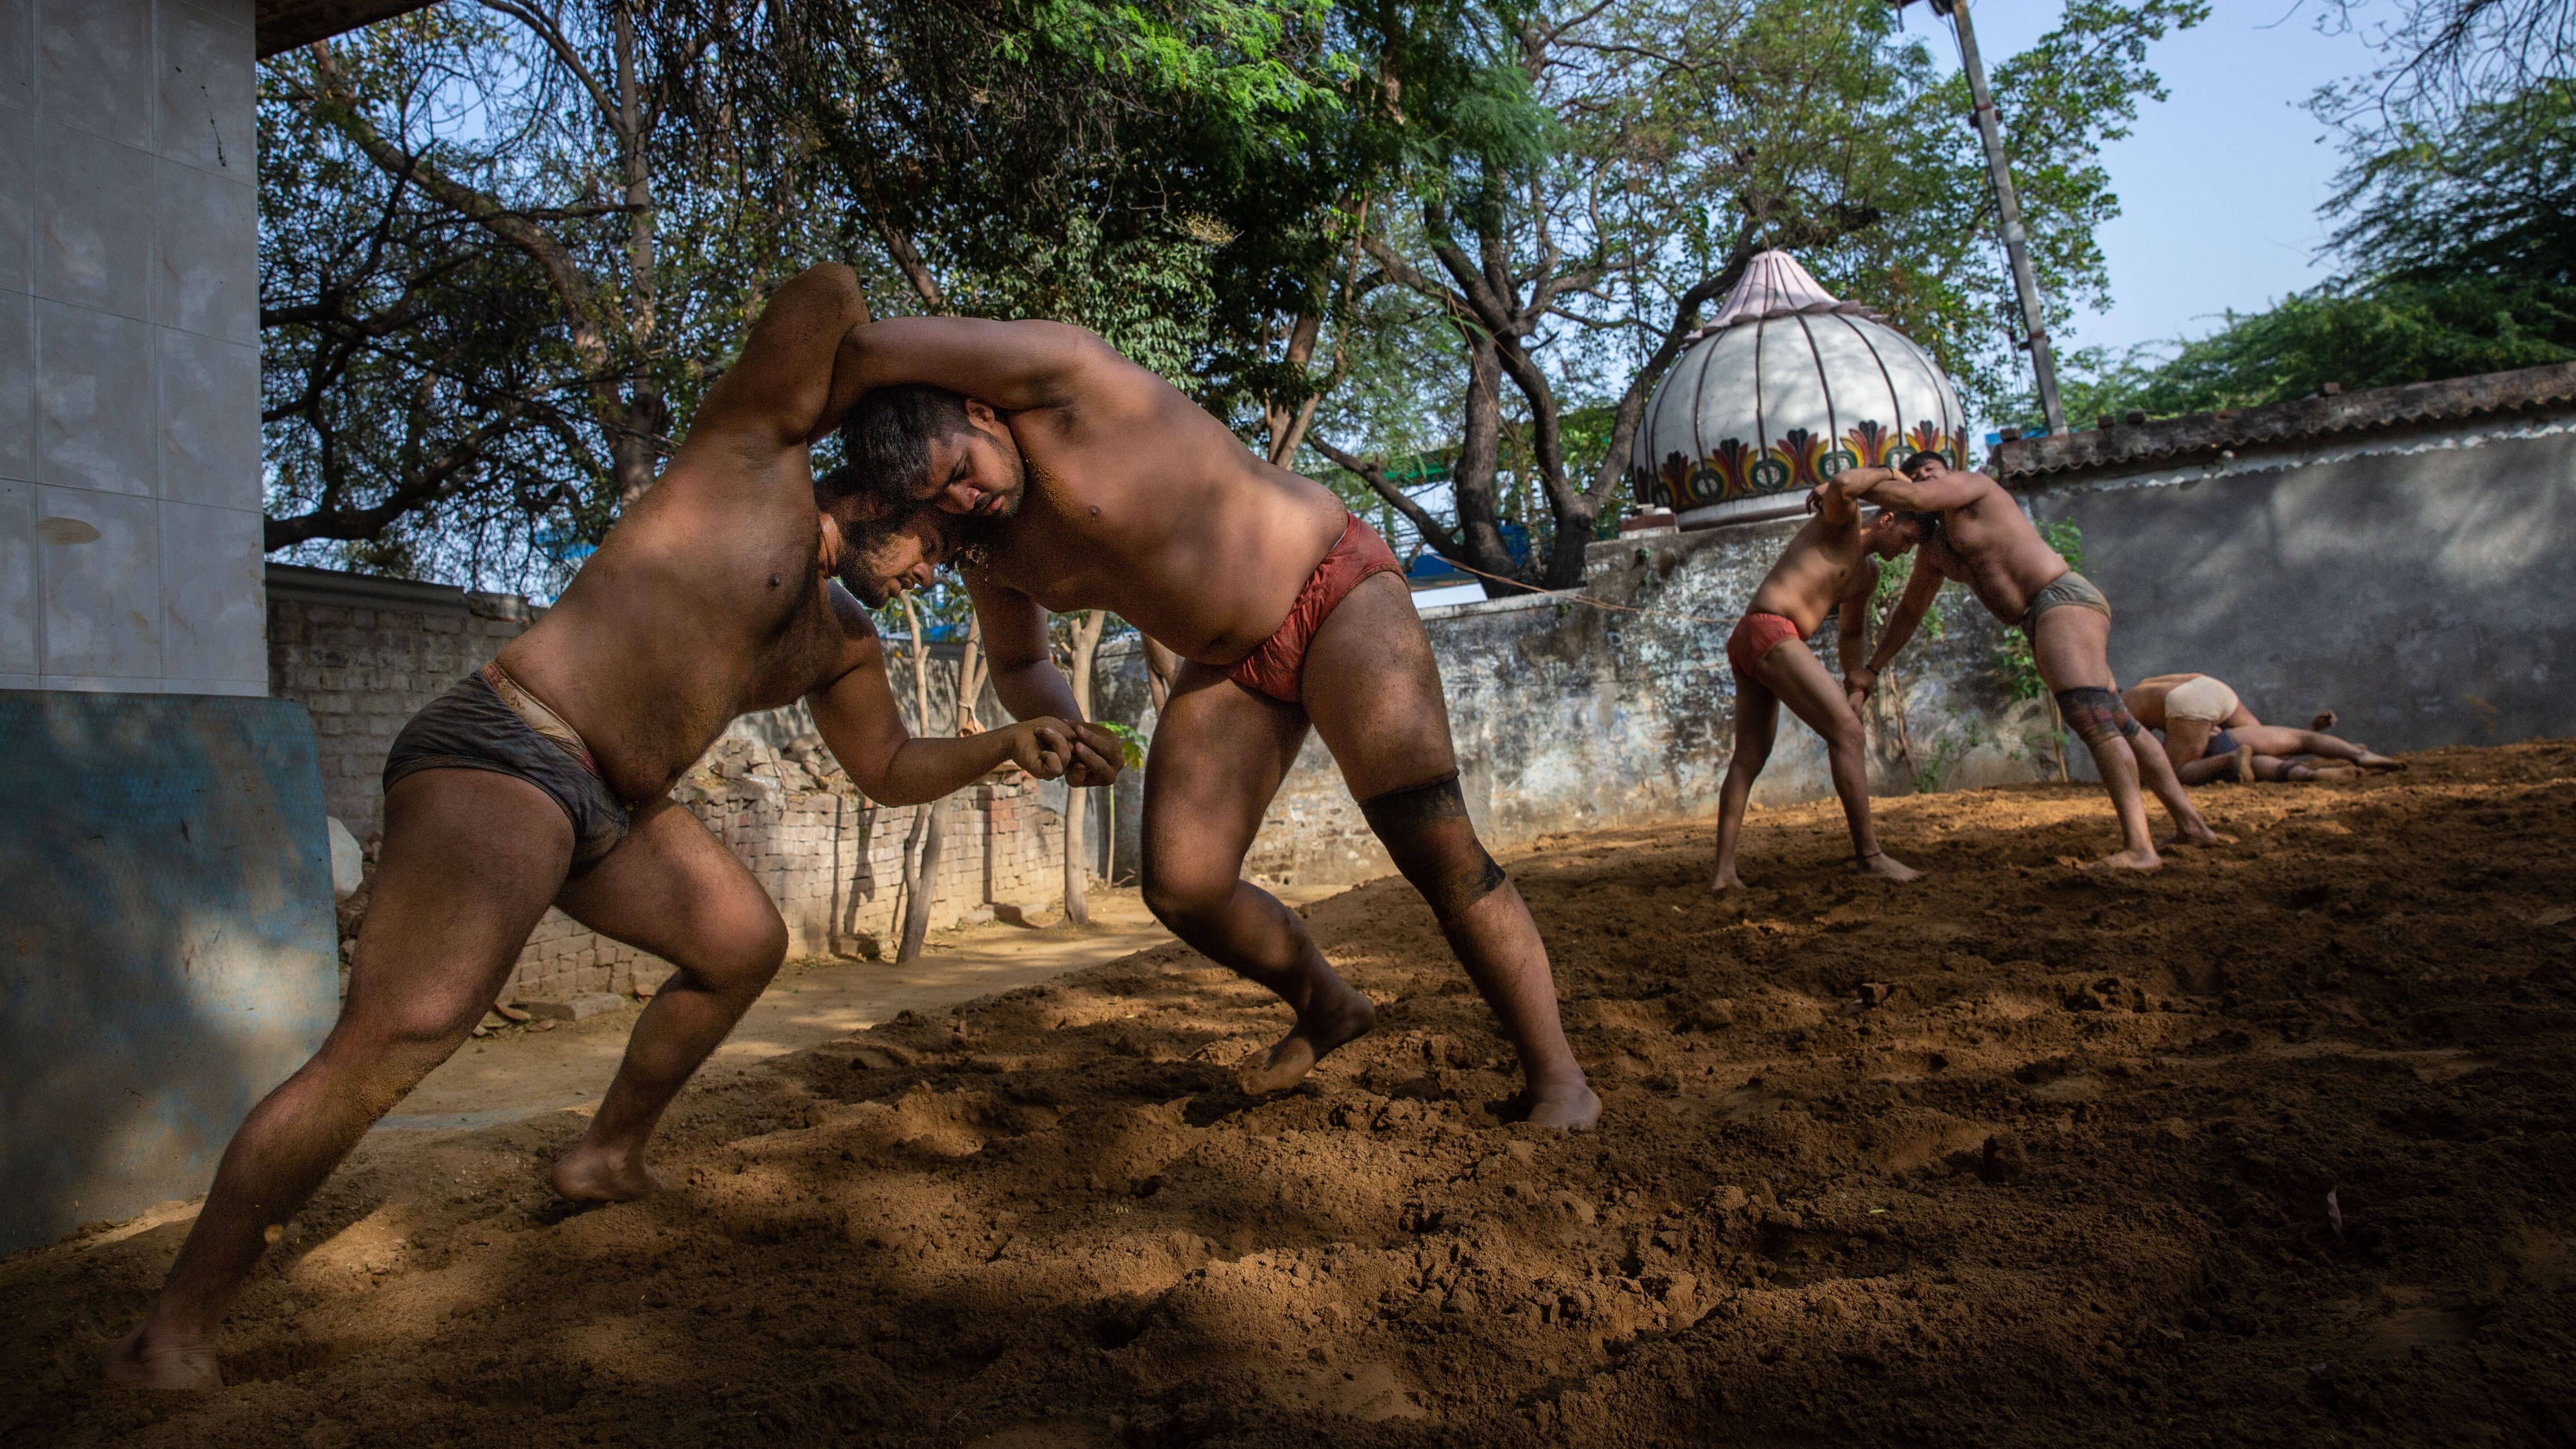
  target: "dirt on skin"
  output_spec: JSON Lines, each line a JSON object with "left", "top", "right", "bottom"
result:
{"left": 8, "top": 741, "right": 2576, "bottom": 1448}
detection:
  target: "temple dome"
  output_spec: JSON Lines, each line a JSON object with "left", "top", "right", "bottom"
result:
{"left": 1629, "top": 250, "right": 1967, "bottom": 528}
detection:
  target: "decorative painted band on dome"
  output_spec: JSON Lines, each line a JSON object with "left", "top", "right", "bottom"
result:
{"left": 1636, "top": 420, "right": 1971, "bottom": 512}
{"left": 1625, "top": 249, "right": 1966, "bottom": 526}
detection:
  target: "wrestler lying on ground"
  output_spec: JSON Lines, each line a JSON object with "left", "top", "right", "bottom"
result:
{"left": 2126, "top": 673, "right": 2405, "bottom": 783}
{"left": 1711, "top": 467, "right": 1923, "bottom": 891}
{"left": 1846, "top": 451, "right": 2220, "bottom": 871}
{"left": 822, "top": 319, "right": 1601, "bottom": 1132}
{"left": 108, "top": 265, "right": 1107, "bottom": 1391}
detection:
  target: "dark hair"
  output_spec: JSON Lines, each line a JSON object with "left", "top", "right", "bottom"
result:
{"left": 829, "top": 384, "right": 974, "bottom": 513}
{"left": 1899, "top": 508, "right": 1944, "bottom": 541}
{"left": 1899, "top": 448, "right": 1944, "bottom": 475}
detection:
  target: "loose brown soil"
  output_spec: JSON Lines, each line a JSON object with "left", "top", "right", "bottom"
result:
{"left": 8, "top": 742, "right": 2575, "bottom": 1448}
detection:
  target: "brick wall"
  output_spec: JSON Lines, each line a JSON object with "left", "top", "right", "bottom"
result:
{"left": 267, "top": 566, "right": 539, "bottom": 842}
{"left": 267, "top": 565, "right": 1065, "bottom": 1002}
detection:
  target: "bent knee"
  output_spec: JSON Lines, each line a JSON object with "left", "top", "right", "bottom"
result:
{"left": 1141, "top": 867, "right": 1234, "bottom": 928}
{"left": 332, "top": 995, "right": 482, "bottom": 1073}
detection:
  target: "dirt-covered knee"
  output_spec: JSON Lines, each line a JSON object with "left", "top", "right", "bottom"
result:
{"left": 1360, "top": 773, "right": 1508, "bottom": 920}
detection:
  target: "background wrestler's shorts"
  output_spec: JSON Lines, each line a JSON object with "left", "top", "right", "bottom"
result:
{"left": 2165, "top": 674, "right": 2241, "bottom": 725}
{"left": 2018, "top": 570, "right": 2112, "bottom": 638}
{"left": 383, "top": 673, "right": 632, "bottom": 864}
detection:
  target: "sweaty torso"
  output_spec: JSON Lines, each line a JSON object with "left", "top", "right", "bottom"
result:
{"left": 492, "top": 443, "right": 854, "bottom": 804}
{"left": 1747, "top": 513, "right": 1874, "bottom": 636}
{"left": 1915, "top": 475, "right": 2069, "bottom": 622}
{"left": 969, "top": 371, "right": 1350, "bottom": 666}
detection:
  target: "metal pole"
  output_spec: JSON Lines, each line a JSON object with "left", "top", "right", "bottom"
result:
{"left": 1944, "top": 0, "right": 2066, "bottom": 436}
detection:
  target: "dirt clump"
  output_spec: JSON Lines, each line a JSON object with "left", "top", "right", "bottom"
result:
{"left": 6, "top": 741, "right": 2575, "bottom": 1447}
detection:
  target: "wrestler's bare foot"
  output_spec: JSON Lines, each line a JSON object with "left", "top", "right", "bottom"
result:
{"left": 2085, "top": 845, "right": 2163, "bottom": 873}
{"left": 550, "top": 1140, "right": 668, "bottom": 1203}
{"left": 2357, "top": 749, "right": 2405, "bottom": 771}
{"left": 104, "top": 1323, "right": 221, "bottom": 1392}
{"left": 1854, "top": 850, "right": 1921, "bottom": 883}
{"left": 1710, "top": 865, "right": 1747, "bottom": 894}
{"left": 1240, "top": 977, "right": 1377, "bottom": 1095}
{"left": 2229, "top": 744, "right": 2256, "bottom": 783}
{"left": 1517, "top": 1076, "right": 1602, "bottom": 1132}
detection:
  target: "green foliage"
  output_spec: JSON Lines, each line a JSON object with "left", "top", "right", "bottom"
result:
{"left": 1303, "top": 0, "right": 2202, "bottom": 589}
{"left": 2007, "top": 78, "right": 2576, "bottom": 426}
{"left": 1096, "top": 721, "right": 1151, "bottom": 768}
{"left": 1993, "top": 521, "right": 2084, "bottom": 701}
{"left": 260, "top": 0, "right": 1357, "bottom": 589}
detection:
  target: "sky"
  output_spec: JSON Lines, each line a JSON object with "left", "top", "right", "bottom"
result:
{"left": 1901, "top": 0, "right": 2393, "bottom": 360}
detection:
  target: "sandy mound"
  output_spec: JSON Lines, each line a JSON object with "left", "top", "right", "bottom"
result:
{"left": 7, "top": 741, "right": 2575, "bottom": 1447}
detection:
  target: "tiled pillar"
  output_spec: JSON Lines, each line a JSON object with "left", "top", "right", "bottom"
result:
{"left": 0, "top": 0, "right": 262, "bottom": 695}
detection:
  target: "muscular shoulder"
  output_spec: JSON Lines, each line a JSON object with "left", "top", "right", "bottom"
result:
{"left": 818, "top": 581, "right": 889, "bottom": 678}
{"left": 1839, "top": 553, "right": 1882, "bottom": 601}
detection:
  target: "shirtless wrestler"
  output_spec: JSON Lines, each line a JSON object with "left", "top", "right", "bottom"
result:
{"left": 1710, "top": 467, "right": 1923, "bottom": 891}
{"left": 2126, "top": 673, "right": 2405, "bottom": 783}
{"left": 107, "top": 265, "right": 1104, "bottom": 1391}
{"left": 824, "top": 320, "right": 1601, "bottom": 1132}
{"left": 1846, "top": 452, "right": 2220, "bottom": 871}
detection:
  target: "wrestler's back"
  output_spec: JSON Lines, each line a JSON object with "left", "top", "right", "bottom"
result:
{"left": 495, "top": 445, "right": 846, "bottom": 804}
{"left": 984, "top": 363, "right": 1349, "bottom": 668}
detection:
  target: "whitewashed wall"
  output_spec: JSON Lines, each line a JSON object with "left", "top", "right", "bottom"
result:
{"left": 0, "top": 0, "right": 264, "bottom": 695}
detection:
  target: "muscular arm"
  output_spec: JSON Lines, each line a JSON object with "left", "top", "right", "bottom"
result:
{"left": 1837, "top": 558, "right": 1879, "bottom": 683}
{"left": 805, "top": 587, "right": 1074, "bottom": 806}
{"left": 967, "top": 573, "right": 1125, "bottom": 787}
{"left": 1866, "top": 554, "right": 1947, "bottom": 676}
{"left": 1850, "top": 469, "right": 1990, "bottom": 514}
{"left": 1811, "top": 466, "right": 1897, "bottom": 525}
{"left": 681, "top": 263, "right": 874, "bottom": 454}
{"left": 834, "top": 315, "right": 1112, "bottom": 415}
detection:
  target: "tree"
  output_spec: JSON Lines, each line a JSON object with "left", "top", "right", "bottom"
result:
{"left": 1305, "top": 0, "right": 2201, "bottom": 592}
{"left": 2317, "top": 0, "right": 2572, "bottom": 126}
{"left": 260, "top": 3, "right": 832, "bottom": 585}
{"left": 2017, "top": 75, "right": 2575, "bottom": 421}
{"left": 262, "top": 0, "right": 1357, "bottom": 586}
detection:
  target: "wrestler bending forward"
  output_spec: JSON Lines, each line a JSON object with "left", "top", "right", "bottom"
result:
{"left": 2126, "top": 673, "right": 2405, "bottom": 783}
{"left": 1849, "top": 452, "right": 2220, "bottom": 871}
{"left": 827, "top": 317, "right": 1601, "bottom": 1131}
{"left": 1711, "top": 465, "right": 1923, "bottom": 891}
{"left": 109, "top": 266, "right": 1109, "bottom": 1390}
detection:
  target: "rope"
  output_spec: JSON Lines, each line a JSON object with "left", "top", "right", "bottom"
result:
{"left": 1419, "top": 552, "right": 1743, "bottom": 628}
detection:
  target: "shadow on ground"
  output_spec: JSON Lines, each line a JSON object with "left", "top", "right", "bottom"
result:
{"left": 6, "top": 742, "right": 2575, "bottom": 1447}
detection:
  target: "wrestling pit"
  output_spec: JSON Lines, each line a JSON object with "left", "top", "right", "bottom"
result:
{"left": 7, "top": 741, "right": 2572, "bottom": 1447}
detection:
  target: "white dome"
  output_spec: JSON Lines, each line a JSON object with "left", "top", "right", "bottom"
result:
{"left": 1629, "top": 250, "right": 1968, "bottom": 528}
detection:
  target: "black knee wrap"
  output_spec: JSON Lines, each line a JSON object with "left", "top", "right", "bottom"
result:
{"left": 2055, "top": 687, "right": 2143, "bottom": 747}
{"left": 1359, "top": 772, "right": 1508, "bottom": 919}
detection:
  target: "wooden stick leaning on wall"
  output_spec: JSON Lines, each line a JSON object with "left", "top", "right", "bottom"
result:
{"left": 894, "top": 593, "right": 944, "bottom": 965}
{"left": 1061, "top": 609, "right": 1108, "bottom": 926}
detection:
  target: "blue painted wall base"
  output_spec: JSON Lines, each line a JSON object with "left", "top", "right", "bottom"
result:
{"left": 0, "top": 694, "right": 338, "bottom": 1256}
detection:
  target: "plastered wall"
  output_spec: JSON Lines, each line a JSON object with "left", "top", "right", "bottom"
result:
{"left": 0, "top": 0, "right": 265, "bottom": 696}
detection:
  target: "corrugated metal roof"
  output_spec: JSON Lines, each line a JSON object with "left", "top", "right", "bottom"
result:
{"left": 1992, "top": 360, "right": 2576, "bottom": 483}
{"left": 257, "top": 1, "right": 443, "bottom": 58}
